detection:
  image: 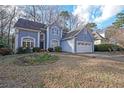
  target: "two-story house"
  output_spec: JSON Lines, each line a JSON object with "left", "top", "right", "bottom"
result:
{"left": 14, "top": 18, "right": 94, "bottom": 53}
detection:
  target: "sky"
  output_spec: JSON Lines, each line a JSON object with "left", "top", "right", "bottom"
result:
{"left": 62, "top": 5, "right": 124, "bottom": 29}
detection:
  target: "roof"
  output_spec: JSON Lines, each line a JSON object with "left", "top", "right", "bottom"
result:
{"left": 92, "top": 31, "right": 105, "bottom": 40}
{"left": 62, "top": 30, "right": 80, "bottom": 39}
{"left": 14, "top": 18, "right": 47, "bottom": 31}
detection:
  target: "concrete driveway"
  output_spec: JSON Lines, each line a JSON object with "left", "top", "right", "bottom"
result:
{"left": 78, "top": 52, "right": 124, "bottom": 62}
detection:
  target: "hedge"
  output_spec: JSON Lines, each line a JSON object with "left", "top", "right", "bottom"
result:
{"left": 17, "top": 47, "right": 32, "bottom": 54}
{"left": 94, "top": 44, "right": 124, "bottom": 52}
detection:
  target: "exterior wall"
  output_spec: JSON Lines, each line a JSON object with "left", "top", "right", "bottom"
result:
{"left": 61, "top": 38, "right": 75, "bottom": 53}
{"left": 47, "top": 24, "right": 62, "bottom": 48}
{"left": 94, "top": 39, "right": 101, "bottom": 45}
{"left": 17, "top": 29, "right": 39, "bottom": 48}
{"left": 75, "top": 28, "right": 94, "bottom": 53}
{"left": 76, "top": 28, "right": 93, "bottom": 42}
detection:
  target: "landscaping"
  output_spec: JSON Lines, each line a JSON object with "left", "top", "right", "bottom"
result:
{"left": 14, "top": 53, "right": 59, "bottom": 66}
{"left": 94, "top": 44, "right": 124, "bottom": 52}
{"left": 0, "top": 53, "right": 124, "bottom": 88}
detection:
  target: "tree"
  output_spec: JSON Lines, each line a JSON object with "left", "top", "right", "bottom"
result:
{"left": 0, "top": 36, "right": 8, "bottom": 48}
{"left": 7, "top": 6, "right": 17, "bottom": 46}
{"left": 0, "top": 6, "right": 9, "bottom": 38}
{"left": 21, "top": 5, "right": 39, "bottom": 22}
{"left": 110, "top": 29, "right": 124, "bottom": 47}
{"left": 59, "top": 11, "right": 70, "bottom": 30}
{"left": 105, "top": 25, "right": 118, "bottom": 39}
{"left": 85, "top": 22, "right": 97, "bottom": 31}
{"left": 113, "top": 12, "right": 124, "bottom": 28}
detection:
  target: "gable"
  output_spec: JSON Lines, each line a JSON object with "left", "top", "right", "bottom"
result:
{"left": 62, "top": 28, "right": 94, "bottom": 42}
{"left": 76, "top": 28, "right": 94, "bottom": 42}
{"left": 49, "top": 23, "right": 62, "bottom": 37}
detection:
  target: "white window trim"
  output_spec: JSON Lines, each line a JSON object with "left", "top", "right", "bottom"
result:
{"left": 51, "top": 39, "right": 60, "bottom": 48}
{"left": 21, "top": 36, "right": 36, "bottom": 48}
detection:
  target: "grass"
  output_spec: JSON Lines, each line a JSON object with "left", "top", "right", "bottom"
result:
{"left": 14, "top": 53, "right": 59, "bottom": 66}
{"left": 0, "top": 53, "right": 124, "bottom": 87}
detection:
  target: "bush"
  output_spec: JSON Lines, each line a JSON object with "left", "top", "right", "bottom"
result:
{"left": 0, "top": 48, "right": 12, "bottom": 56}
{"left": 33, "top": 47, "right": 41, "bottom": 52}
{"left": 17, "top": 47, "right": 32, "bottom": 54}
{"left": 14, "top": 53, "right": 59, "bottom": 66}
{"left": 55, "top": 46, "right": 62, "bottom": 52}
{"left": 48, "top": 48, "right": 53, "bottom": 52}
{"left": 25, "top": 47, "right": 32, "bottom": 53}
{"left": 17, "top": 47, "right": 25, "bottom": 54}
{"left": 94, "top": 44, "right": 124, "bottom": 52}
{"left": 0, "top": 37, "right": 8, "bottom": 48}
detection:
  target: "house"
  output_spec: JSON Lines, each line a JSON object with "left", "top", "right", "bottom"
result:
{"left": 14, "top": 18, "right": 94, "bottom": 53}
{"left": 92, "top": 31, "right": 106, "bottom": 45}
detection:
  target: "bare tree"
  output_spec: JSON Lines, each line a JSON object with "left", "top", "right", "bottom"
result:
{"left": 21, "top": 5, "right": 39, "bottom": 22}
{"left": 0, "top": 6, "right": 9, "bottom": 38}
{"left": 113, "top": 29, "right": 124, "bottom": 47}
{"left": 38, "top": 6, "right": 62, "bottom": 24}
{"left": 7, "top": 6, "right": 17, "bottom": 46}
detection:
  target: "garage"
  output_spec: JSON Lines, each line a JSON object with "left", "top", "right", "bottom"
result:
{"left": 76, "top": 41, "right": 93, "bottom": 53}
{"left": 61, "top": 28, "right": 94, "bottom": 53}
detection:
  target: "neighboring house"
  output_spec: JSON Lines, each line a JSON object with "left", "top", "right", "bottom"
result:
{"left": 14, "top": 18, "right": 94, "bottom": 53}
{"left": 92, "top": 31, "right": 106, "bottom": 45}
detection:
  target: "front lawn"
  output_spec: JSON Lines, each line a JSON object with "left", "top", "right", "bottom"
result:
{"left": 14, "top": 53, "right": 59, "bottom": 66}
{"left": 0, "top": 53, "right": 124, "bottom": 88}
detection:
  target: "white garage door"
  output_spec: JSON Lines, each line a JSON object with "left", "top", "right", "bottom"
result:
{"left": 76, "top": 41, "right": 93, "bottom": 53}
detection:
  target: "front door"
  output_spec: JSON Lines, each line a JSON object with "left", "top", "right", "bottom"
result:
{"left": 40, "top": 41, "right": 44, "bottom": 49}
{"left": 40, "top": 33, "right": 45, "bottom": 49}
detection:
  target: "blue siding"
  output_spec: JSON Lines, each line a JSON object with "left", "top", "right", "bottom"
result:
{"left": 48, "top": 24, "right": 62, "bottom": 48}
{"left": 76, "top": 28, "right": 94, "bottom": 42}
{"left": 18, "top": 29, "right": 38, "bottom": 47}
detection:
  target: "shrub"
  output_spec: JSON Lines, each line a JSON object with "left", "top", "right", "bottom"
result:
{"left": 0, "top": 48, "right": 12, "bottom": 56}
{"left": 15, "top": 53, "right": 59, "bottom": 66}
{"left": 0, "top": 37, "right": 8, "bottom": 48}
{"left": 55, "top": 46, "right": 62, "bottom": 52}
{"left": 25, "top": 47, "right": 32, "bottom": 53}
{"left": 17, "top": 47, "right": 32, "bottom": 54}
{"left": 94, "top": 44, "right": 124, "bottom": 52}
{"left": 33, "top": 47, "right": 41, "bottom": 52}
{"left": 48, "top": 48, "right": 53, "bottom": 52}
{"left": 17, "top": 47, "right": 25, "bottom": 54}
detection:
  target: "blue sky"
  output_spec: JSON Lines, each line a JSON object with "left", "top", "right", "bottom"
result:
{"left": 62, "top": 5, "right": 124, "bottom": 29}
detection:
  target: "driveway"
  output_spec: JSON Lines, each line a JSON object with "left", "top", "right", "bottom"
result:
{"left": 77, "top": 52, "right": 124, "bottom": 62}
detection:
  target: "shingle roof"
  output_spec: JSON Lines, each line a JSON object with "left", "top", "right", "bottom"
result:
{"left": 92, "top": 31, "right": 105, "bottom": 40}
{"left": 14, "top": 18, "right": 47, "bottom": 31}
{"left": 63, "top": 30, "right": 80, "bottom": 39}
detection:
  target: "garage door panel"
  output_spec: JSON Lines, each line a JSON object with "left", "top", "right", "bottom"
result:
{"left": 76, "top": 41, "right": 92, "bottom": 53}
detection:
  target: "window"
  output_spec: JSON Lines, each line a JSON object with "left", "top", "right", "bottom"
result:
{"left": 52, "top": 40, "right": 59, "bottom": 48}
{"left": 52, "top": 27, "right": 59, "bottom": 35}
{"left": 22, "top": 38, "right": 34, "bottom": 48}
